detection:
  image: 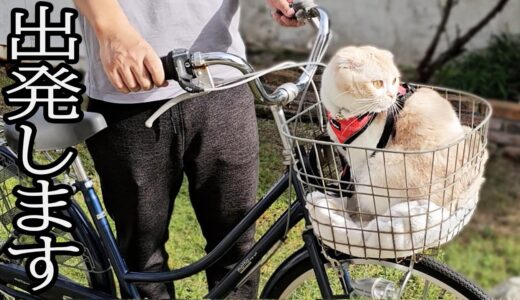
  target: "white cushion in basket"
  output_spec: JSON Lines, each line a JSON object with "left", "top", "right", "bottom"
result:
{"left": 305, "top": 185, "right": 479, "bottom": 258}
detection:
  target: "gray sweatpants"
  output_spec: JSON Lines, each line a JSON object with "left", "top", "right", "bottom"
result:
{"left": 86, "top": 85, "right": 259, "bottom": 299}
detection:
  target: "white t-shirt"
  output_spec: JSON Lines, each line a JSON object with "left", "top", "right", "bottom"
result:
{"left": 79, "top": 1, "right": 246, "bottom": 103}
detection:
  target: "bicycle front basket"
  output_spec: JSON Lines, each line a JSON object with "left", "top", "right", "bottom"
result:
{"left": 284, "top": 84, "right": 492, "bottom": 259}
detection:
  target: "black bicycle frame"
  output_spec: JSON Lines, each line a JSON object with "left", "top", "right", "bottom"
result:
{"left": 75, "top": 167, "right": 333, "bottom": 299}
{"left": 0, "top": 160, "right": 334, "bottom": 299}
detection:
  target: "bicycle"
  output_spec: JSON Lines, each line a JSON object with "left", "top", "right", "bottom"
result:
{"left": 0, "top": 2, "right": 491, "bottom": 299}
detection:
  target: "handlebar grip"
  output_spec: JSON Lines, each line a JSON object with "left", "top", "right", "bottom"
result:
{"left": 161, "top": 53, "right": 177, "bottom": 81}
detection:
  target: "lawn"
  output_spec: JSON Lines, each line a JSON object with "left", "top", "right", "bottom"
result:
{"left": 0, "top": 67, "right": 519, "bottom": 298}
{"left": 167, "top": 120, "right": 520, "bottom": 298}
{"left": 48, "top": 121, "right": 520, "bottom": 298}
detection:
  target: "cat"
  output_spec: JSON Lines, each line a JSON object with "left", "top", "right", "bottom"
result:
{"left": 320, "top": 46, "right": 488, "bottom": 217}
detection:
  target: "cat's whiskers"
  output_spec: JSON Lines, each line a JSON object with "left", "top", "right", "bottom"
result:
{"left": 332, "top": 89, "right": 355, "bottom": 102}
{"left": 387, "top": 97, "right": 403, "bottom": 119}
{"left": 332, "top": 93, "right": 401, "bottom": 120}
{"left": 342, "top": 102, "right": 379, "bottom": 120}
{"left": 342, "top": 102, "right": 376, "bottom": 118}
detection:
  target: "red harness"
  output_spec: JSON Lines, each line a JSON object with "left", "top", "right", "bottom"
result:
{"left": 326, "top": 111, "right": 375, "bottom": 144}
{"left": 323, "top": 84, "right": 415, "bottom": 197}
{"left": 326, "top": 84, "right": 412, "bottom": 145}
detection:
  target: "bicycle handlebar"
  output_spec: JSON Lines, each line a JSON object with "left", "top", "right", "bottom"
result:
{"left": 160, "top": 55, "right": 177, "bottom": 82}
{"left": 159, "top": 3, "right": 330, "bottom": 105}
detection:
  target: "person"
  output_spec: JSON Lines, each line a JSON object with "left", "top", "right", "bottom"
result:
{"left": 73, "top": 0, "right": 303, "bottom": 298}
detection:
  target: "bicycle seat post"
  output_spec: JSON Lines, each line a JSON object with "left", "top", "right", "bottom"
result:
{"left": 71, "top": 155, "right": 89, "bottom": 183}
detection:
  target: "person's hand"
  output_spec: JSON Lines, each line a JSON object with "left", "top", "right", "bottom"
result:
{"left": 97, "top": 21, "right": 167, "bottom": 93}
{"left": 266, "top": 0, "right": 304, "bottom": 27}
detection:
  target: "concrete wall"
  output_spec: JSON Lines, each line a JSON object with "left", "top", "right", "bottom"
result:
{"left": 2, "top": 0, "right": 520, "bottom": 66}
{"left": 239, "top": 0, "right": 520, "bottom": 65}
{"left": 1, "top": 0, "right": 73, "bottom": 45}
{"left": 0, "top": 0, "right": 81, "bottom": 61}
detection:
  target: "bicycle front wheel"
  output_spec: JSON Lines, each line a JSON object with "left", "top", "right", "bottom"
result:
{"left": 262, "top": 249, "right": 490, "bottom": 299}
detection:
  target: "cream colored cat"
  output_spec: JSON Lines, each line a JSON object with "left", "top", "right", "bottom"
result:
{"left": 321, "top": 46, "right": 488, "bottom": 216}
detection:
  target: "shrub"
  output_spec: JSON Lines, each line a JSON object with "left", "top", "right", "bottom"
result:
{"left": 433, "top": 33, "right": 520, "bottom": 102}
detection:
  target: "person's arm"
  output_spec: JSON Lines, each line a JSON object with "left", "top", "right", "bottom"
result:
{"left": 73, "top": 0, "right": 166, "bottom": 94}
{"left": 266, "top": 0, "right": 304, "bottom": 27}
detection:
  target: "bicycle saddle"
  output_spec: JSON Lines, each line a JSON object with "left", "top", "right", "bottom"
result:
{"left": 4, "top": 109, "right": 107, "bottom": 151}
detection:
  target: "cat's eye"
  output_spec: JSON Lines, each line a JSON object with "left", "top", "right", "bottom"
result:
{"left": 392, "top": 77, "right": 398, "bottom": 85}
{"left": 372, "top": 80, "right": 384, "bottom": 89}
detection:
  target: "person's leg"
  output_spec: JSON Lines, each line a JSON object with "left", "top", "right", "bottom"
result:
{"left": 181, "top": 85, "right": 260, "bottom": 298}
{"left": 86, "top": 99, "right": 184, "bottom": 299}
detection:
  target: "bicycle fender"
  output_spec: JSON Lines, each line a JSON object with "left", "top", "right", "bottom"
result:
{"left": 260, "top": 247, "right": 310, "bottom": 299}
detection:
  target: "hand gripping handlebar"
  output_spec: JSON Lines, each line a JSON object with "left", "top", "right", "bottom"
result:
{"left": 159, "top": 0, "right": 330, "bottom": 105}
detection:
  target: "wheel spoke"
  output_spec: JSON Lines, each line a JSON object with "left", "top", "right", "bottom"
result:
{"left": 271, "top": 256, "right": 486, "bottom": 300}
{"left": 397, "top": 261, "right": 414, "bottom": 299}
{"left": 422, "top": 280, "right": 431, "bottom": 299}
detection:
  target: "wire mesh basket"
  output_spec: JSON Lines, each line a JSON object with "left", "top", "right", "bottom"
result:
{"left": 284, "top": 84, "right": 491, "bottom": 259}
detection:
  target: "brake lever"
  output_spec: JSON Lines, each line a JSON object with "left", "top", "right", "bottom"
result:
{"left": 162, "top": 49, "right": 205, "bottom": 93}
{"left": 273, "top": 0, "right": 317, "bottom": 23}
{"left": 292, "top": 0, "right": 318, "bottom": 20}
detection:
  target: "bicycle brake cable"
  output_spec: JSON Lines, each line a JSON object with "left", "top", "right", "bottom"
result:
{"left": 145, "top": 61, "right": 326, "bottom": 128}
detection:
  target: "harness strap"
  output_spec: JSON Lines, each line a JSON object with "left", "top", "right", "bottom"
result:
{"left": 373, "top": 83, "right": 415, "bottom": 153}
{"left": 326, "top": 111, "right": 377, "bottom": 145}
{"left": 344, "top": 113, "right": 376, "bottom": 144}
{"left": 328, "top": 83, "right": 416, "bottom": 196}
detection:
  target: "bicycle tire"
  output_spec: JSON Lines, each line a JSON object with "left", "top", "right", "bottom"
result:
{"left": 262, "top": 248, "right": 490, "bottom": 299}
{"left": 0, "top": 146, "right": 116, "bottom": 299}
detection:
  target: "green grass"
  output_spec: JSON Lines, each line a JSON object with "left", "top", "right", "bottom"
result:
{"left": 0, "top": 67, "right": 13, "bottom": 116}
{"left": 165, "top": 119, "right": 306, "bottom": 298}
{"left": 1, "top": 69, "right": 520, "bottom": 298}
{"left": 81, "top": 119, "right": 520, "bottom": 298}
{"left": 443, "top": 234, "right": 520, "bottom": 289}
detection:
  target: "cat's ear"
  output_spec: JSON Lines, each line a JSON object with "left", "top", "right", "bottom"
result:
{"left": 334, "top": 47, "right": 366, "bottom": 70}
{"left": 336, "top": 55, "right": 364, "bottom": 70}
{"left": 362, "top": 45, "right": 395, "bottom": 62}
{"left": 380, "top": 49, "right": 394, "bottom": 61}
